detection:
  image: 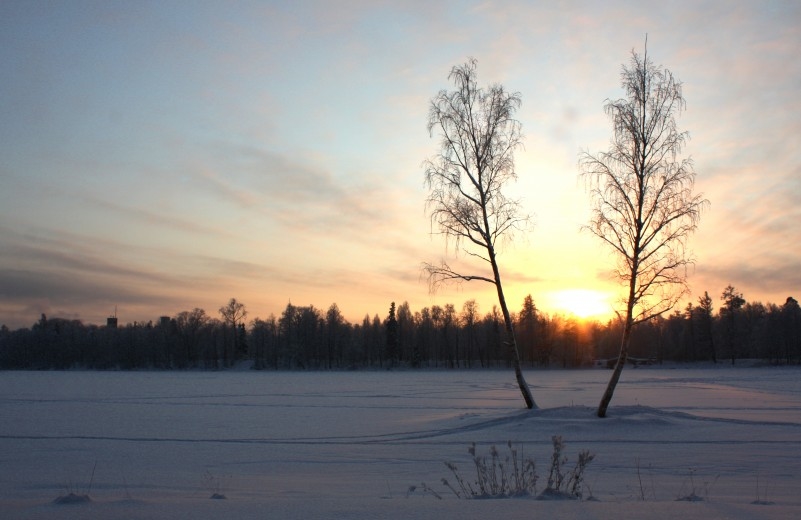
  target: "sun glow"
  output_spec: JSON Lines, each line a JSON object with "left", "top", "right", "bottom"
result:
{"left": 551, "top": 289, "right": 613, "bottom": 320}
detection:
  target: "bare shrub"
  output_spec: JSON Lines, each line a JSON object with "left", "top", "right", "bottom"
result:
{"left": 439, "top": 437, "right": 593, "bottom": 500}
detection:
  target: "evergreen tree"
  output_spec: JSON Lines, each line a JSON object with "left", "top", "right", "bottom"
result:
{"left": 385, "top": 302, "right": 398, "bottom": 367}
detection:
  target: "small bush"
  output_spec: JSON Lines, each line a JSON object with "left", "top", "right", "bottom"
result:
{"left": 442, "top": 441, "right": 537, "bottom": 499}
{"left": 53, "top": 461, "right": 96, "bottom": 505}
{"left": 675, "top": 468, "right": 718, "bottom": 502}
{"left": 438, "top": 437, "right": 593, "bottom": 500}
{"left": 201, "top": 469, "right": 229, "bottom": 500}
{"left": 539, "top": 435, "right": 595, "bottom": 500}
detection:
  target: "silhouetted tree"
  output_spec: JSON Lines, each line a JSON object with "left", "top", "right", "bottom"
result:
{"left": 720, "top": 285, "right": 746, "bottom": 365}
{"left": 559, "top": 317, "right": 580, "bottom": 367}
{"left": 696, "top": 291, "right": 716, "bottom": 362}
{"left": 250, "top": 315, "right": 278, "bottom": 369}
{"left": 357, "top": 313, "right": 383, "bottom": 367}
{"left": 580, "top": 40, "right": 707, "bottom": 417}
{"left": 299, "top": 305, "right": 324, "bottom": 367}
{"left": 461, "top": 299, "right": 479, "bottom": 368}
{"left": 422, "top": 58, "right": 535, "bottom": 408}
{"left": 442, "top": 303, "right": 458, "bottom": 367}
{"left": 325, "top": 303, "right": 345, "bottom": 369}
{"left": 219, "top": 299, "right": 248, "bottom": 327}
{"left": 721, "top": 285, "right": 745, "bottom": 311}
{"left": 385, "top": 302, "right": 398, "bottom": 367}
{"left": 518, "top": 295, "right": 538, "bottom": 366}
{"left": 278, "top": 303, "right": 299, "bottom": 367}
{"left": 397, "top": 301, "right": 414, "bottom": 364}
{"left": 682, "top": 303, "right": 696, "bottom": 361}
{"left": 370, "top": 314, "right": 383, "bottom": 366}
{"left": 779, "top": 297, "right": 801, "bottom": 363}
{"left": 415, "top": 307, "right": 436, "bottom": 367}
{"left": 744, "top": 302, "right": 769, "bottom": 359}
{"left": 174, "top": 308, "right": 210, "bottom": 367}
{"left": 218, "top": 298, "right": 248, "bottom": 366}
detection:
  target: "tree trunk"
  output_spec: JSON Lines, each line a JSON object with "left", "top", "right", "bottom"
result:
{"left": 490, "top": 252, "right": 536, "bottom": 409}
{"left": 597, "top": 318, "right": 632, "bottom": 417}
{"left": 597, "top": 274, "right": 637, "bottom": 418}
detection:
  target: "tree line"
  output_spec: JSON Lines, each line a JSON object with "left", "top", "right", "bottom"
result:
{"left": 1, "top": 288, "right": 799, "bottom": 370}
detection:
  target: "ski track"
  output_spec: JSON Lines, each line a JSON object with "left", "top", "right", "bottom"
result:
{"left": 3, "top": 405, "right": 801, "bottom": 446}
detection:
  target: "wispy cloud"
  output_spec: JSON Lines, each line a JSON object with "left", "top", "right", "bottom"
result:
{"left": 82, "top": 194, "right": 237, "bottom": 239}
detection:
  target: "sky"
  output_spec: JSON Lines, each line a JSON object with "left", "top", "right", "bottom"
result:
{"left": 1, "top": 0, "right": 799, "bottom": 330}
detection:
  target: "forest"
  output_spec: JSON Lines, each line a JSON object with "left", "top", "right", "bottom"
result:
{"left": 1, "top": 286, "right": 799, "bottom": 371}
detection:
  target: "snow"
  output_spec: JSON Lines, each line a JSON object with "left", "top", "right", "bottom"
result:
{"left": 1, "top": 366, "right": 800, "bottom": 519}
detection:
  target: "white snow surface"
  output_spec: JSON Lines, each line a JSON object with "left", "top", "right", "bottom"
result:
{"left": 2, "top": 365, "right": 800, "bottom": 519}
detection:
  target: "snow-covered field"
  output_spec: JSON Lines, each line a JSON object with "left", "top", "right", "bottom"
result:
{"left": 2, "top": 365, "right": 800, "bottom": 519}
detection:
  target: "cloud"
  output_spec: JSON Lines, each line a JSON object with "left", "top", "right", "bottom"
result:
{"left": 0, "top": 226, "right": 230, "bottom": 327}
{"left": 1, "top": 227, "right": 173, "bottom": 284}
{"left": 192, "top": 143, "right": 388, "bottom": 230}
{"left": 0, "top": 267, "right": 154, "bottom": 306}
{"left": 695, "top": 260, "right": 801, "bottom": 303}
{"left": 80, "top": 194, "right": 235, "bottom": 239}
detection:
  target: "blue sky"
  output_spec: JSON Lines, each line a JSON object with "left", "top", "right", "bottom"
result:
{"left": 1, "top": 0, "right": 799, "bottom": 329}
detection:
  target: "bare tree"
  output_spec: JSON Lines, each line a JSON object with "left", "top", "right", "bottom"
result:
{"left": 423, "top": 58, "right": 535, "bottom": 409}
{"left": 580, "top": 41, "right": 708, "bottom": 417}
{"left": 219, "top": 297, "right": 248, "bottom": 328}
{"left": 219, "top": 297, "right": 248, "bottom": 367}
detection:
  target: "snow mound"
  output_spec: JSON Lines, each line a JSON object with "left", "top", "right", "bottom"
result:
{"left": 53, "top": 493, "right": 91, "bottom": 504}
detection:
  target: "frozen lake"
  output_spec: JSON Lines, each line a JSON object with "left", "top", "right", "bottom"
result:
{"left": 2, "top": 366, "right": 800, "bottom": 519}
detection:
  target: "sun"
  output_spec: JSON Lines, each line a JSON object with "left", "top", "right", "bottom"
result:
{"left": 551, "top": 289, "right": 612, "bottom": 320}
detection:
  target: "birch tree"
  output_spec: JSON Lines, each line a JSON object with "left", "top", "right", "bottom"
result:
{"left": 580, "top": 42, "right": 708, "bottom": 417}
{"left": 423, "top": 58, "right": 535, "bottom": 409}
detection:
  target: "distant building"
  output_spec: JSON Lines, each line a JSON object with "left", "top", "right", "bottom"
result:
{"left": 106, "top": 316, "right": 118, "bottom": 328}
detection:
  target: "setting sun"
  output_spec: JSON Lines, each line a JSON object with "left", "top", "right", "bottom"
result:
{"left": 551, "top": 289, "right": 613, "bottom": 320}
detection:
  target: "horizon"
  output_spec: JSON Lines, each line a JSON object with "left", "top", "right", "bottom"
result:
{"left": 4, "top": 293, "right": 614, "bottom": 331}
{"left": 7, "top": 288, "right": 797, "bottom": 332}
{"left": 2, "top": 1, "right": 799, "bottom": 330}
